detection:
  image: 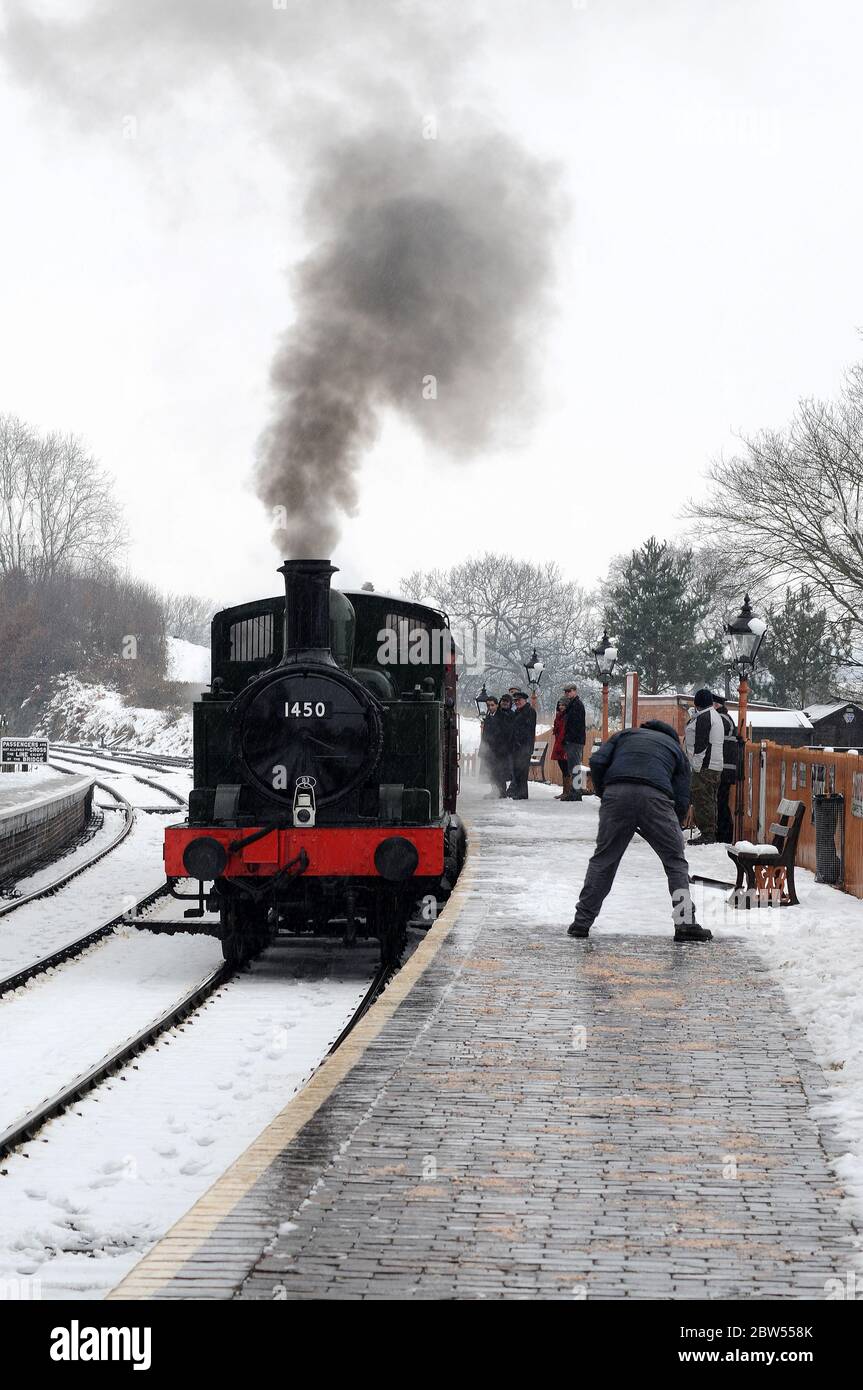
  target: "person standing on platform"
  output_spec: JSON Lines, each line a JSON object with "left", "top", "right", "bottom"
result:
{"left": 567, "top": 720, "right": 711, "bottom": 942}
{"left": 493, "top": 693, "right": 515, "bottom": 794}
{"left": 561, "top": 682, "right": 586, "bottom": 802}
{"left": 482, "top": 696, "right": 511, "bottom": 798}
{"left": 507, "top": 691, "right": 537, "bottom": 799}
{"left": 551, "top": 698, "right": 571, "bottom": 799}
{"left": 684, "top": 687, "right": 726, "bottom": 845}
{"left": 479, "top": 695, "right": 498, "bottom": 790}
{"left": 713, "top": 695, "right": 738, "bottom": 844}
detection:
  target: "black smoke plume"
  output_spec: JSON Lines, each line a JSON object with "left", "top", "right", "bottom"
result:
{"left": 1, "top": 2, "right": 566, "bottom": 556}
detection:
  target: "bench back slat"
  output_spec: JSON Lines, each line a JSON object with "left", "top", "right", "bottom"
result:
{"left": 777, "top": 798, "right": 803, "bottom": 817}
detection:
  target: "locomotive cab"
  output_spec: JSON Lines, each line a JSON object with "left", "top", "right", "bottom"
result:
{"left": 164, "top": 559, "right": 464, "bottom": 967}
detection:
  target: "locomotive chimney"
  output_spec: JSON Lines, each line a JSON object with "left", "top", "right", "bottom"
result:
{"left": 278, "top": 558, "right": 338, "bottom": 665}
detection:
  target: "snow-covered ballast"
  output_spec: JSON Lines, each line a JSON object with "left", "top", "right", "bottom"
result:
{"left": 0, "top": 772, "right": 94, "bottom": 881}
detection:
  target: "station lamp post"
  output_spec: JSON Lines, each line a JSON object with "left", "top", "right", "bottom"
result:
{"left": 524, "top": 648, "right": 544, "bottom": 710}
{"left": 592, "top": 629, "right": 618, "bottom": 741}
{"left": 726, "top": 595, "right": 767, "bottom": 840}
{"left": 725, "top": 595, "right": 767, "bottom": 734}
{"left": 474, "top": 682, "right": 490, "bottom": 719}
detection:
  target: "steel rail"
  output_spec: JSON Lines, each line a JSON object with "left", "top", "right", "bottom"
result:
{"left": 0, "top": 881, "right": 173, "bottom": 998}
{"left": 0, "top": 961, "right": 231, "bottom": 1160}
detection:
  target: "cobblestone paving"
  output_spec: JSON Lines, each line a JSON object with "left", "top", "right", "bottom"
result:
{"left": 159, "top": 794, "right": 860, "bottom": 1300}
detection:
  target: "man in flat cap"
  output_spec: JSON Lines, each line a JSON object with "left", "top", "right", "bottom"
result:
{"left": 507, "top": 691, "right": 537, "bottom": 799}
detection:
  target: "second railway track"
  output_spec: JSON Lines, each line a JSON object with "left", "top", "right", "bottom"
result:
{"left": 0, "top": 750, "right": 190, "bottom": 995}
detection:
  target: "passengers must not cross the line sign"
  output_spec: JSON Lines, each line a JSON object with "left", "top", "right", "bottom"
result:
{"left": 0, "top": 738, "right": 49, "bottom": 764}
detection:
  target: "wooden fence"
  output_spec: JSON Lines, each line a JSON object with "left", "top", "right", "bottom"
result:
{"left": 738, "top": 740, "right": 863, "bottom": 899}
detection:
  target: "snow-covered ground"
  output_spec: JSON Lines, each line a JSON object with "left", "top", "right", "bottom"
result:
{"left": 0, "top": 942, "right": 377, "bottom": 1298}
{"left": 5, "top": 742, "right": 862, "bottom": 1299}
{"left": 31, "top": 676, "right": 192, "bottom": 756}
{"left": 461, "top": 779, "right": 863, "bottom": 1244}
{"left": 0, "top": 746, "right": 380, "bottom": 1299}
{"left": 0, "top": 931, "right": 221, "bottom": 1129}
{"left": 0, "top": 812, "right": 168, "bottom": 975}
{"left": 166, "top": 636, "right": 210, "bottom": 684}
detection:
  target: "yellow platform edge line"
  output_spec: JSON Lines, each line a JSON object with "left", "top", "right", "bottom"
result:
{"left": 107, "top": 822, "right": 476, "bottom": 1301}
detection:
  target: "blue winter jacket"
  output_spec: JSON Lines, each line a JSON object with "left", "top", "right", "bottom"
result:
{"left": 589, "top": 720, "right": 691, "bottom": 822}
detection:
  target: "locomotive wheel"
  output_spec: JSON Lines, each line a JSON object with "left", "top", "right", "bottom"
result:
{"left": 438, "top": 817, "right": 467, "bottom": 897}
{"left": 219, "top": 898, "right": 272, "bottom": 969}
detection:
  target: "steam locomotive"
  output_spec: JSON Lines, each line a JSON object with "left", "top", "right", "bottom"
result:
{"left": 164, "top": 559, "right": 465, "bottom": 965}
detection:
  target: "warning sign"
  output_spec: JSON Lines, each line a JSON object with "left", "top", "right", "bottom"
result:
{"left": 1, "top": 738, "right": 49, "bottom": 764}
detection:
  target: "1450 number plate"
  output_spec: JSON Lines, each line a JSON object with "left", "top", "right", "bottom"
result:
{"left": 285, "top": 700, "right": 331, "bottom": 718}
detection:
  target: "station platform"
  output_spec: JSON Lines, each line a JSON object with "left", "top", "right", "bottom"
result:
{"left": 0, "top": 769, "right": 94, "bottom": 880}
{"left": 111, "top": 783, "right": 860, "bottom": 1300}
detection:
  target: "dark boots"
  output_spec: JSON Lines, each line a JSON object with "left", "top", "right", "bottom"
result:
{"left": 567, "top": 920, "right": 713, "bottom": 942}
{"left": 674, "top": 922, "right": 713, "bottom": 942}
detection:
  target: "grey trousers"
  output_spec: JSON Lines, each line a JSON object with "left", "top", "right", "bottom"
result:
{"left": 573, "top": 783, "right": 695, "bottom": 929}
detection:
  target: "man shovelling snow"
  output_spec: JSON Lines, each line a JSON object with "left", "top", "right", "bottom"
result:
{"left": 567, "top": 720, "right": 712, "bottom": 943}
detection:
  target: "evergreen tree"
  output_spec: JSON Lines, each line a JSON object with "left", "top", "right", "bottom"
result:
{"left": 604, "top": 538, "right": 721, "bottom": 693}
{"left": 764, "top": 586, "right": 851, "bottom": 708}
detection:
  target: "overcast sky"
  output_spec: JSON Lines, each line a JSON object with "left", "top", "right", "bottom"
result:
{"left": 2, "top": 0, "right": 863, "bottom": 607}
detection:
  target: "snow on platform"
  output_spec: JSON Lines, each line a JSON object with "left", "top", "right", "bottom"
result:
{"left": 111, "top": 781, "right": 863, "bottom": 1300}
{"left": 0, "top": 768, "right": 77, "bottom": 819}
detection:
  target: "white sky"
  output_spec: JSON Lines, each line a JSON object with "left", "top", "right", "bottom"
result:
{"left": 2, "top": 0, "right": 863, "bottom": 606}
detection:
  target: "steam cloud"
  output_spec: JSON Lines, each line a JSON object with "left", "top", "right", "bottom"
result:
{"left": 2, "top": 1, "right": 566, "bottom": 557}
{"left": 258, "top": 121, "right": 563, "bottom": 555}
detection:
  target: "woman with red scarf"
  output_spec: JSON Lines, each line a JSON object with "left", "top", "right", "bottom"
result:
{"left": 552, "top": 698, "right": 573, "bottom": 800}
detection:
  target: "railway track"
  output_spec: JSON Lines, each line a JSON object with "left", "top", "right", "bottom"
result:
{"left": 0, "top": 743, "right": 398, "bottom": 1168}
{"left": 0, "top": 959, "right": 230, "bottom": 1161}
{"left": 49, "top": 752, "right": 188, "bottom": 813}
{"left": 0, "top": 753, "right": 187, "bottom": 995}
{"left": 52, "top": 741, "right": 192, "bottom": 774}
{"left": 328, "top": 957, "right": 392, "bottom": 1052}
{"left": 0, "top": 880, "right": 173, "bottom": 997}
{"left": 0, "top": 941, "right": 395, "bottom": 1164}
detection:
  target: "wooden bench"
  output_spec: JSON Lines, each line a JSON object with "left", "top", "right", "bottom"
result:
{"left": 528, "top": 741, "right": 549, "bottom": 782}
{"left": 727, "top": 798, "right": 805, "bottom": 908}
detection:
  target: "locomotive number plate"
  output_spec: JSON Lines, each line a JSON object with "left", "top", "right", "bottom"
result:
{"left": 285, "top": 700, "right": 332, "bottom": 718}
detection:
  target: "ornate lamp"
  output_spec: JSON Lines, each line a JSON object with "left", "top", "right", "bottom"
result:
{"left": 592, "top": 630, "right": 618, "bottom": 681}
{"left": 524, "top": 648, "right": 544, "bottom": 690}
{"left": 592, "top": 630, "right": 618, "bottom": 740}
{"left": 725, "top": 595, "right": 767, "bottom": 839}
{"left": 726, "top": 595, "right": 767, "bottom": 675}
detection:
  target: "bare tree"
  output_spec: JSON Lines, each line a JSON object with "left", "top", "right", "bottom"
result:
{"left": 686, "top": 362, "right": 863, "bottom": 636}
{"left": 0, "top": 414, "right": 38, "bottom": 575}
{"left": 162, "top": 590, "right": 218, "bottom": 645}
{"left": 0, "top": 415, "right": 126, "bottom": 579}
{"left": 402, "top": 553, "right": 600, "bottom": 712}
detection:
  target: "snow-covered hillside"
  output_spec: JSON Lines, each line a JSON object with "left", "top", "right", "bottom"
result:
{"left": 166, "top": 636, "right": 210, "bottom": 684}
{"left": 31, "top": 675, "right": 192, "bottom": 755}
